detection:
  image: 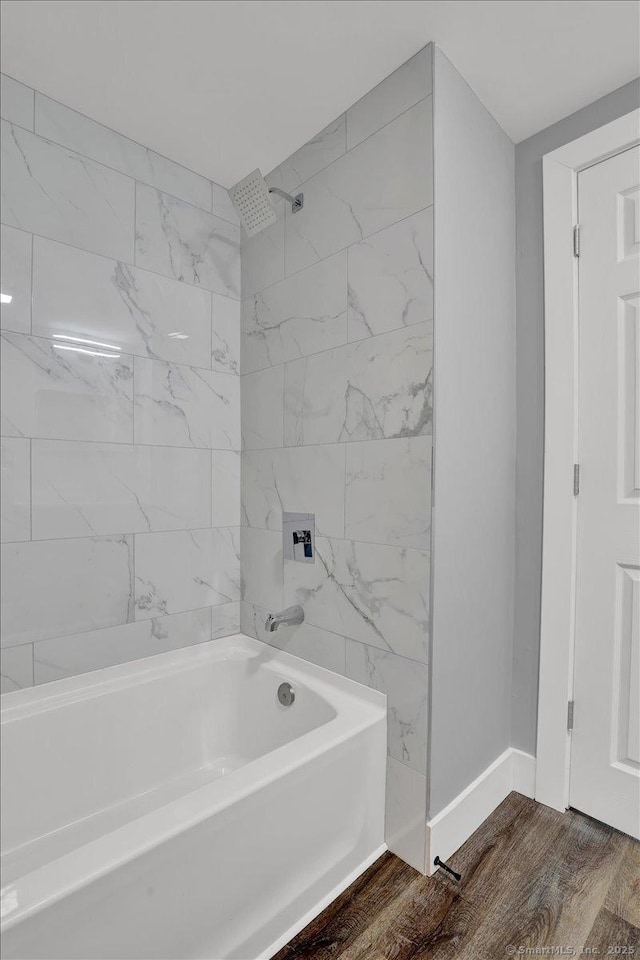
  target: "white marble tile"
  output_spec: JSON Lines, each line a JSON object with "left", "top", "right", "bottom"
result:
{"left": 211, "top": 182, "right": 239, "bottom": 225}
{"left": 31, "top": 440, "right": 211, "bottom": 539}
{"left": 285, "top": 99, "right": 433, "bottom": 275}
{"left": 134, "top": 357, "right": 240, "bottom": 449}
{"left": 284, "top": 323, "right": 432, "bottom": 446}
{"left": 1, "top": 332, "right": 134, "bottom": 442}
{"left": 284, "top": 537, "right": 429, "bottom": 662}
{"left": 33, "top": 608, "right": 212, "bottom": 685}
{"left": 385, "top": 756, "right": 427, "bottom": 871}
{"left": 347, "top": 206, "right": 433, "bottom": 341}
{"left": 345, "top": 437, "right": 431, "bottom": 548}
{"left": 1, "top": 74, "right": 34, "bottom": 129}
{"left": 242, "top": 445, "right": 345, "bottom": 538}
{"left": 135, "top": 184, "right": 240, "bottom": 298}
{"left": 241, "top": 198, "right": 285, "bottom": 298}
{"left": 212, "top": 450, "right": 241, "bottom": 527}
{"left": 240, "top": 527, "right": 283, "bottom": 611}
{"left": 1, "top": 120, "right": 134, "bottom": 261}
{"left": 241, "top": 365, "right": 284, "bottom": 450}
{"left": 212, "top": 601, "right": 241, "bottom": 639}
{"left": 241, "top": 601, "right": 345, "bottom": 675}
{"left": 1, "top": 437, "right": 30, "bottom": 542}
{"left": 241, "top": 252, "right": 347, "bottom": 373}
{"left": 1, "top": 535, "right": 134, "bottom": 646}
{"left": 32, "top": 236, "right": 211, "bottom": 367}
{"left": 346, "top": 46, "right": 432, "bottom": 150}
{"left": 1, "top": 224, "right": 31, "bottom": 333}
{"left": 0, "top": 645, "right": 33, "bottom": 694}
{"left": 135, "top": 527, "right": 240, "bottom": 619}
{"left": 35, "top": 93, "right": 212, "bottom": 211}
{"left": 212, "top": 293, "right": 240, "bottom": 375}
{"left": 346, "top": 641, "right": 428, "bottom": 773}
{"left": 265, "top": 115, "right": 346, "bottom": 194}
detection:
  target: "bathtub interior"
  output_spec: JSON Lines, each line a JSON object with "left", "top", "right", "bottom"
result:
{"left": 0, "top": 637, "right": 339, "bottom": 886}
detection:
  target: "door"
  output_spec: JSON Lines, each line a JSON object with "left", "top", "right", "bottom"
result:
{"left": 570, "top": 146, "right": 640, "bottom": 839}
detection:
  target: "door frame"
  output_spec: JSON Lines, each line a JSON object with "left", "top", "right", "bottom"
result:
{"left": 536, "top": 109, "right": 640, "bottom": 812}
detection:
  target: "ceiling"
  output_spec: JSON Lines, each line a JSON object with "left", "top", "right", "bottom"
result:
{"left": 1, "top": 0, "right": 638, "bottom": 187}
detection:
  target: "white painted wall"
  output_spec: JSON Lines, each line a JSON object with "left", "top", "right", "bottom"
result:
{"left": 428, "top": 47, "right": 516, "bottom": 817}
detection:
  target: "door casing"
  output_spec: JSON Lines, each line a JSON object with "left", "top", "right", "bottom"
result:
{"left": 537, "top": 109, "right": 640, "bottom": 812}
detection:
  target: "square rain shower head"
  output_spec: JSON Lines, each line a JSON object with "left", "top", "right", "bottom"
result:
{"left": 228, "top": 169, "right": 278, "bottom": 237}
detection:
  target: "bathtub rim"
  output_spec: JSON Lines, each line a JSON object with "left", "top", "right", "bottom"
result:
{"left": 1, "top": 634, "right": 386, "bottom": 933}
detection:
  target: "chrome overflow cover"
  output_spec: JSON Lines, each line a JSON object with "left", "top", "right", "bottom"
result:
{"left": 277, "top": 682, "right": 295, "bottom": 707}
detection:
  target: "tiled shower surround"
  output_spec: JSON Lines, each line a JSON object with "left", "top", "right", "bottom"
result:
{"left": 0, "top": 73, "right": 242, "bottom": 688}
{"left": 240, "top": 47, "right": 434, "bottom": 869}
{"left": 1, "top": 48, "right": 434, "bottom": 869}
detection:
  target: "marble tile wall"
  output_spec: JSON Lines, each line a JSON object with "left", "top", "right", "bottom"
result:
{"left": 0, "top": 74, "right": 241, "bottom": 693}
{"left": 240, "top": 45, "right": 434, "bottom": 871}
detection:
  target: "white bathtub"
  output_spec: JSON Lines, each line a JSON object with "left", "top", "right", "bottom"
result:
{"left": 0, "top": 634, "right": 386, "bottom": 959}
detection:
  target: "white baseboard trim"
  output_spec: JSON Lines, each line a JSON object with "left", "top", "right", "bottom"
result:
{"left": 425, "top": 748, "right": 536, "bottom": 875}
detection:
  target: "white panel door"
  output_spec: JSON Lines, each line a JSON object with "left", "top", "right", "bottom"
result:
{"left": 570, "top": 146, "right": 640, "bottom": 839}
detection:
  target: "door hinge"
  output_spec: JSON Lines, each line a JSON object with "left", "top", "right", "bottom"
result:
{"left": 567, "top": 700, "right": 575, "bottom": 732}
{"left": 573, "top": 463, "right": 580, "bottom": 496}
{"left": 573, "top": 224, "right": 580, "bottom": 258}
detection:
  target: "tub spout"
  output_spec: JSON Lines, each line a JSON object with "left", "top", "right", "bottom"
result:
{"left": 265, "top": 605, "right": 304, "bottom": 633}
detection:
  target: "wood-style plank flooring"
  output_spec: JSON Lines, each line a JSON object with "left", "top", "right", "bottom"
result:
{"left": 275, "top": 793, "right": 639, "bottom": 960}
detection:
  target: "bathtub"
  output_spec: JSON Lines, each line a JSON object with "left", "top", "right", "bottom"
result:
{"left": 0, "top": 635, "right": 386, "bottom": 959}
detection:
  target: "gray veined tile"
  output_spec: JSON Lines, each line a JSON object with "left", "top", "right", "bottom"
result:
{"left": 347, "top": 206, "right": 433, "bottom": 341}
{"left": 240, "top": 528, "right": 283, "bottom": 611}
{"left": 346, "top": 46, "right": 432, "bottom": 150}
{"left": 241, "top": 197, "right": 285, "bottom": 299}
{"left": 346, "top": 641, "right": 428, "bottom": 773}
{"left": 284, "top": 537, "right": 430, "bottom": 662}
{"left": 1, "top": 437, "right": 30, "bottom": 542}
{"left": 1, "top": 224, "right": 31, "bottom": 334}
{"left": 134, "top": 527, "right": 240, "bottom": 620}
{"left": 212, "top": 293, "right": 240, "bottom": 375}
{"left": 241, "top": 251, "right": 348, "bottom": 374}
{"left": 1, "top": 535, "right": 134, "bottom": 646}
{"left": 241, "top": 365, "right": 284, "bottom": 450}
{"left": 134, "top": 357, "right": 240, "bottom": 450}
{"left": 33, "top": 608, "right": 212, "bottom": 685}
{"left": 284, "top": 98, "right": 433, "bottom": 275}
{"left": 1, "top": 74, "right": 34, "bottom": 130}
{"left": 32, "top": 236, "right": 212, "bottom": 368}
{"left": 212, "top": 450, "right": 241, "bottom": 527}
{"left": 1, "top": 120, "right": 134, "bottom": 261}
{"left": 265, "top": 115, "right": 346, "bottom": 195}
{"left": 0, "top": 645, "right": 34, "bottom": 694}
{"left": 385, "top": 755, "right": 428, "bottom": 871}
{"left": 35, "top": 93, "right": 212, "bottom": 211}
{"left": 284, "top": 323, "right": 432, "bottom": 446}
{"left": 135, "top": 183, "right": 240, "bottom": 297}
{"left": 31, "top": 440, "right": 211, "bottom": 539}
{"left": 1, "top": 332, "right": 134, "bottom": 443}
{"left": 242, "top": 445, "right": 345, "bottom": 538}
{"left": 345, "top": 436, "right": 432, "bottom": 549}
{"left": 213, "top": 602, "right": 241, "bottom": 639}
{"left": 240, "top": 601, "right": 346, "bottom": 676}
{"left": 211, "top": 182, "right": 240, "bottom": 226}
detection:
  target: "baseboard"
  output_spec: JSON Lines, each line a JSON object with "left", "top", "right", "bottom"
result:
{"left": 425, "top": 748, "right": 536, "bottom": 875}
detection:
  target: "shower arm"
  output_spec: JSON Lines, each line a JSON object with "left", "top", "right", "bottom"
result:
{"left": 268, "top": 187, "right": 304, "bottom": 213}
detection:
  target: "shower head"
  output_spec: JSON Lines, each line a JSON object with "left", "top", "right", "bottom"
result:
{"left": 228, "top": 169, "right": 304, "bottom": 237}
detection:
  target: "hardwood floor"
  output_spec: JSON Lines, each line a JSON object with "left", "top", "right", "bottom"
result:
{"left": 275, "top": 793, "right": 639, "bottom": 960}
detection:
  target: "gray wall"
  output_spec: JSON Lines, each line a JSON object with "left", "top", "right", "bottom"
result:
{"left": 511, "top": 77, "right": 640, "bottom": 755}
{"left": 428, "top": 48, "right": 516, "bottom": 817}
